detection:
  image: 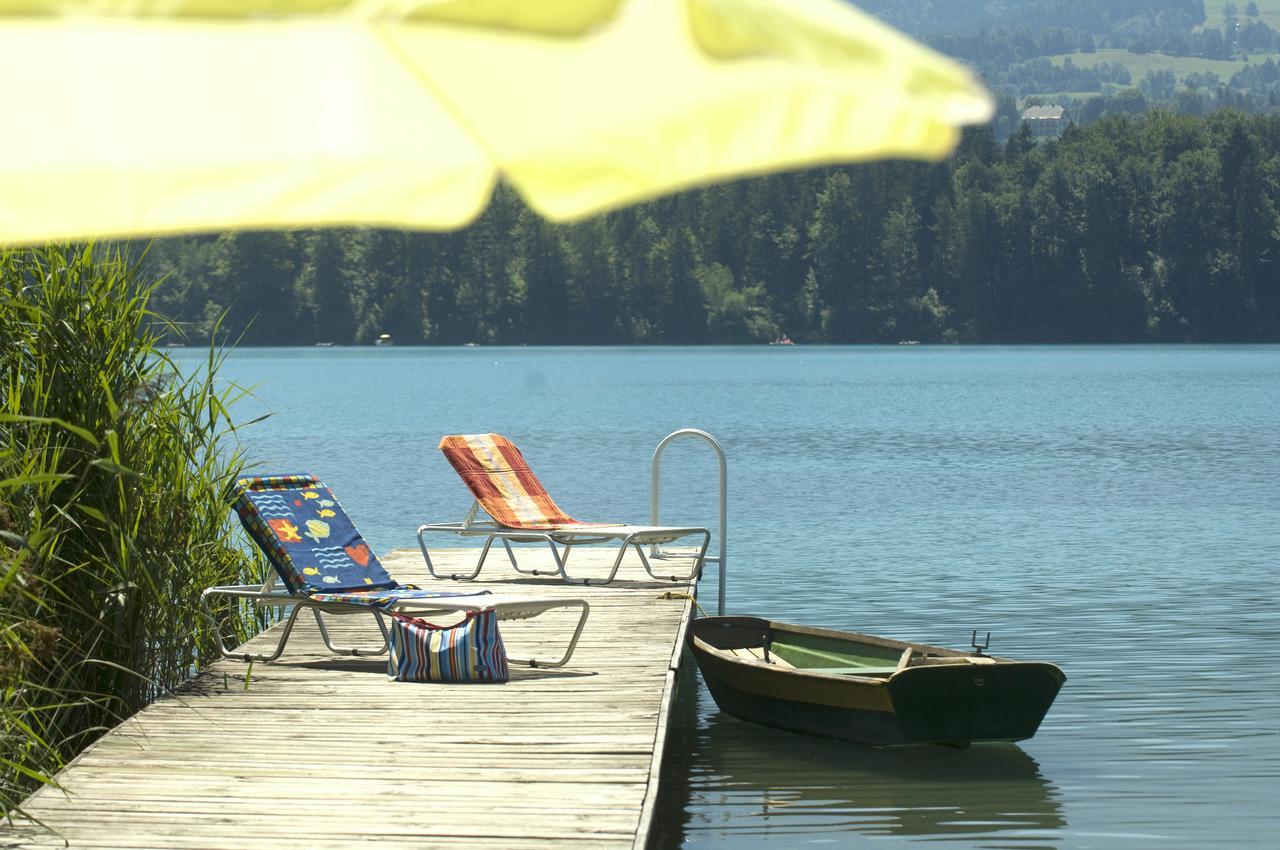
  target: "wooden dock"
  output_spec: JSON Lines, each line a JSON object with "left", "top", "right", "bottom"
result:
{"left": 2, "top": 547, "right": 700, "bottom": 850}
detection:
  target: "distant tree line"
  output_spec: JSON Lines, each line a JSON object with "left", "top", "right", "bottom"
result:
{"left": 143, "top": 110, "right": 1280, "bottom": 346}
{"left": 868, "top": 0, "right": 1210, "bottom": 62}
{"left": 998, "top": 57, "right": 1134, "bottom": 98}
{"left": 1031, "top": 61, "right": 1280, "bottom": 137}
{"left": 856, "top": 0, "right": 1206, "bottom": 39}
{"left": 965, "top": 23, "right": 1280, "bottom": 98}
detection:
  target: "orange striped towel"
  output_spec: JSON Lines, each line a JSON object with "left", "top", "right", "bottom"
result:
{"left": 439, "top": 434, "right": 605, "bottom": 530}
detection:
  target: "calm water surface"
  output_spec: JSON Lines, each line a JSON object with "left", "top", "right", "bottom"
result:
{"left": 181, "top": 345, "right": 1280, "bottom": 849}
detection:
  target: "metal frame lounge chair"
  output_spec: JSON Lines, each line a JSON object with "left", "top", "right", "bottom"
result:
{"left": 417, "top": 434, "right": 710, "bottom": 586}
{"left": 203, "top": 474, "right": 589, "bottom": 667}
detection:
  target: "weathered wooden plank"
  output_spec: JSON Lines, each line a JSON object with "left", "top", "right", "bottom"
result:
{"left": 633, "top": 586, "right": 696, "bottom": 850}
{"left": 3, "top": 833, "right": 631, "bottom": 850}
{"left": 3, "top": 548, "right": 695, "bottom": 849}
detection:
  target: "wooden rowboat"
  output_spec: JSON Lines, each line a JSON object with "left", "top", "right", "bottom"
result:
{"left": 688, "top": 616, "right": 1065, "bottom": 747}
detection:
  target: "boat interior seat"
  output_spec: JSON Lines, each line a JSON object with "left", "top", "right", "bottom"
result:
{"left": 910, "top": 655, "right": 998, "bottom": 667}
{"left": 728, "top": 647, "right": 796, "bottom": 668}
{"left": 814, "top": 666, "right": 900, "bottom": 677}
{"left": 815, "top": 655, "right": 999, "bottom": 676}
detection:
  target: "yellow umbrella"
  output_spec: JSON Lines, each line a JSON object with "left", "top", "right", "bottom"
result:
{"left": 0, "top": 0, "right": 992, "bottom": 245}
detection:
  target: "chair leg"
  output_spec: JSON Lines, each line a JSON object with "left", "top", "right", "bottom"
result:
{"left": 470, "top": 535, "right": 498, "bottom": 579}
{"left": 632, "top": 543, "right": 657, "bottom": 577}
{"left": 201, "top": 590, "right": 303, "bottom": 663}
{"left": 311, "top": 608, "right": 390, "bottom": 656}
{"left": 557, "top": 541, "right": 620, "bottom": 586}
{"left": 555, "top": 540, "right": 636, "bottom": 585}
{"left": 417, "top": 525, "right": 485, "bottom": 581}
{"left": 527, "top": 539, "right": 575, "bottom": 579}
{"left": 636, "top": 530, "right": 710, "bottom": 582}
{"left": 604, "top": 544, "right": 630, "bottom": 585}
{"left": 550, "top": 530, "right": 709, "bottom": 586}
{"left": 505, "top": 601, "right": 591, "bottom": 668}
{"left": 506, "top": 537, "right": 546, "bottom": 576}
{"left": 558, "top": 538, "right": 655, "bottom": 585}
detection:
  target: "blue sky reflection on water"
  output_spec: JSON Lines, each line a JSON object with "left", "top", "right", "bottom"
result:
{"left": 179, "top": 344, "right": 1280, "bottom": 849}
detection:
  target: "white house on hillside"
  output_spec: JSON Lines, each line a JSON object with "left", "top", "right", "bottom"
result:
{"left": 1021, "top": 105, "right": 1068, "bottom": 138}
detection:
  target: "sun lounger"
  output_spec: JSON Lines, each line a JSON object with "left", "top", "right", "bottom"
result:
{"left": 202, "top": 474, "right": 589, "bottom": 667}
{"left": 417, "top": 434, "right": 710, "bottom": 585}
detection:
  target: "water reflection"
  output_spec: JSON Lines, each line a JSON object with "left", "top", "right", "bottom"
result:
{"left": 653, "top": 666, "right": 1064, "bottom": 848}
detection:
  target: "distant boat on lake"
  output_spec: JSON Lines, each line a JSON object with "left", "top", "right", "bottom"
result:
{"left": 769, "top": 334, "right": 795, "bottom": 346}
{"left": 375, "top": 333, "right": 394, "bottom": 347}
{"left": 314, "top": 341, "right": 335, "bottom": 347}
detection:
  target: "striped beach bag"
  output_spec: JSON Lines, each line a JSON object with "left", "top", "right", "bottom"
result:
{"left": 387, "top": 609, "right": 509, "bottom": 683}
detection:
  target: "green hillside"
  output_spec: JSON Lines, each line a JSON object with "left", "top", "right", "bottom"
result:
{"left": 1047, "top": 47, "right": 1270, "bottom": 80}
{"left": 904, "top": 0, "right": 1280, "bottom": 111}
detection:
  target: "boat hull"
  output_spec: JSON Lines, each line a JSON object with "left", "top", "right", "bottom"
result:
{"left": 694, "top": 644, "right": 902, "bottom": 744}
{"left": 689, "top": 616, "right": 1064, "bottom": 747}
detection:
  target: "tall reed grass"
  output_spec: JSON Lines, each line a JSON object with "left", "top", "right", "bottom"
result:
{"left": 1, "top": 245, "right": 259, "bottom": 818}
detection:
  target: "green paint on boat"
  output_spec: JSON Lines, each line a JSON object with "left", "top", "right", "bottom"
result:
{"left": 771, "top": 634, "right": 900, "bottom": 670}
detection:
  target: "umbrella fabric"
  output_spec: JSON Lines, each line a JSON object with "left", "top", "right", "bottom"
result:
{"left": 0, "top": 0, "right": 993, "bottom": 245}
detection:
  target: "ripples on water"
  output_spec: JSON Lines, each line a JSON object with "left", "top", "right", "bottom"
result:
{"left": 190, "top": 345, "right": 1280, "bottom": 849}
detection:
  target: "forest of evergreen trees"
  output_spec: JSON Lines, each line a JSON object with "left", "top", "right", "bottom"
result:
{"left": 143, "top": 110, "right": 1280, "bottom": 346}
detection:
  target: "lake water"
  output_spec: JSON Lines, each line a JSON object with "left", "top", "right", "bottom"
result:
{"left": 181, "top": 345, "right": 1280, "bottom": 849}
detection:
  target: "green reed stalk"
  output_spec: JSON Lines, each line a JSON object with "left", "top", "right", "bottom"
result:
{"left": 0, "top": 244, "right": 260, "bottom": 819}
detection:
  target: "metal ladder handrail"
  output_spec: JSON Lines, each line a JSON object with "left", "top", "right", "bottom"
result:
{"left": 650, "top": 428, "right": 727, "bottom": 615}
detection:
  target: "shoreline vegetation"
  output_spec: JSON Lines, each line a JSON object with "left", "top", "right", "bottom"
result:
{"left": 144, "top": 111, "right": 1280, "bottom": 349}
{"left": 0, "top": 246, "right": 261, "bottom": 818}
